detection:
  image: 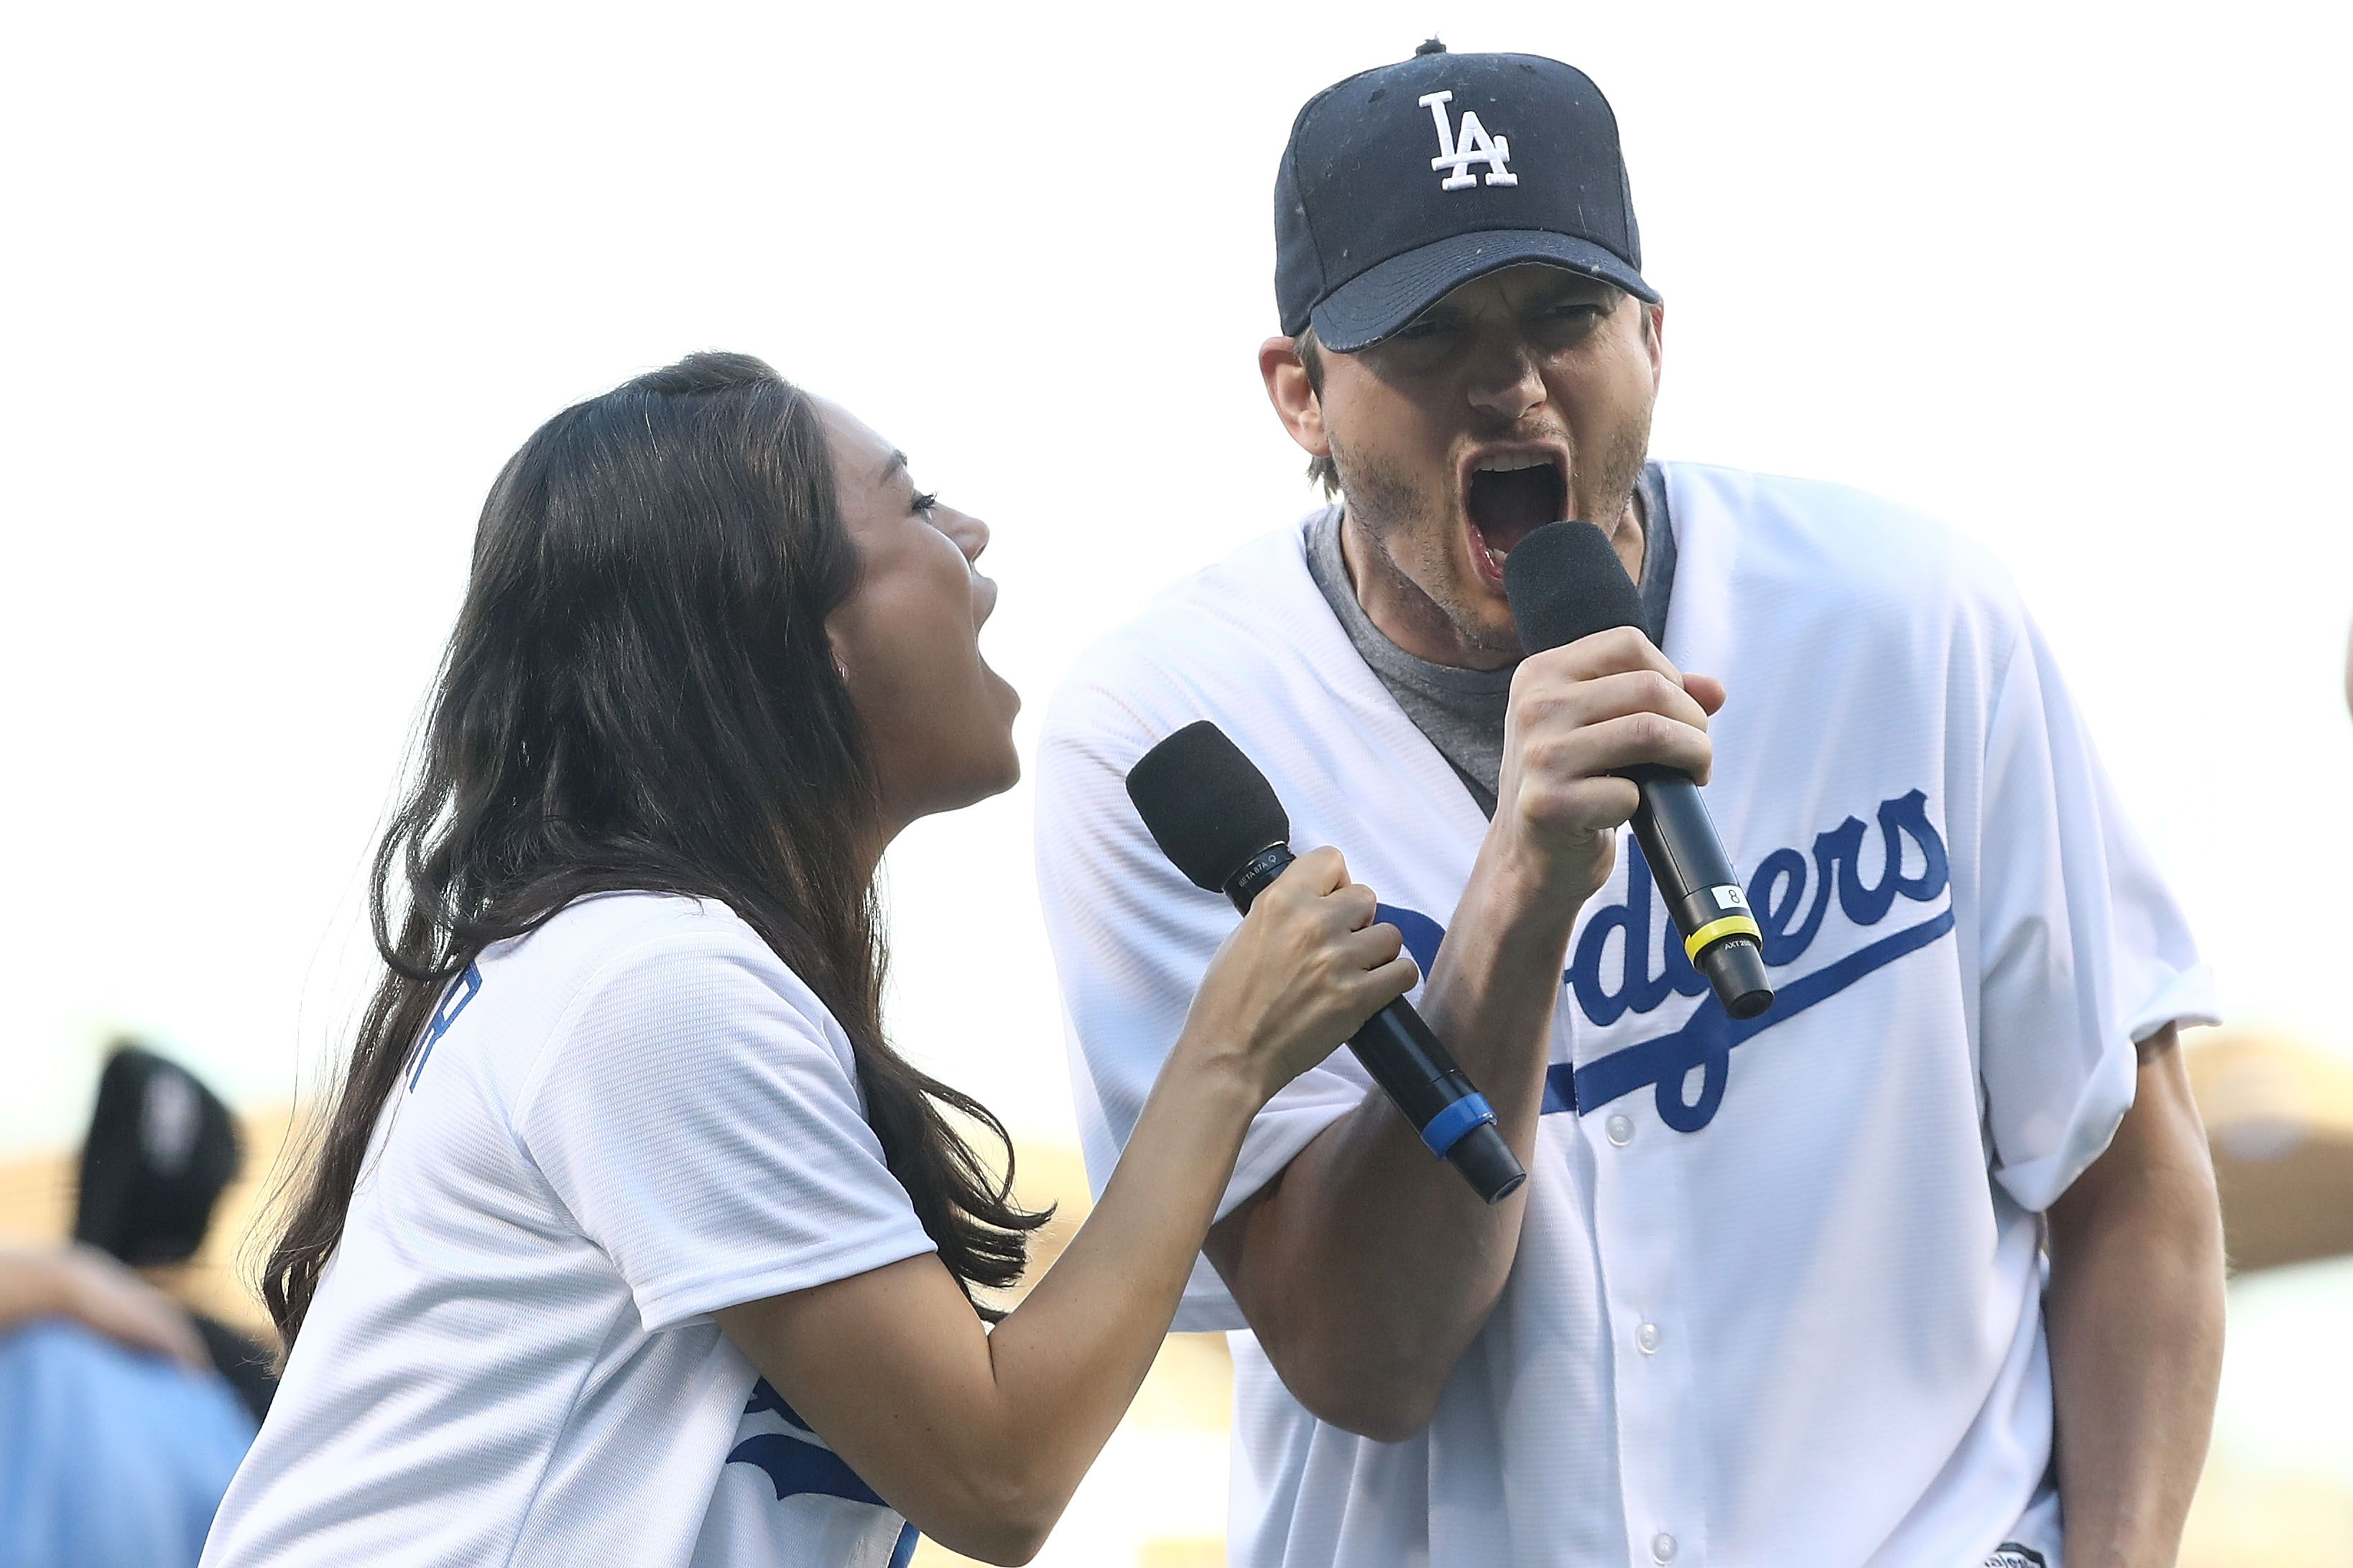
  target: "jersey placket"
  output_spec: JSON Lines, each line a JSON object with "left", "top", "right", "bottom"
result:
{"left": 1583, "top": 1052, "right": 1713, "bottom": 1568}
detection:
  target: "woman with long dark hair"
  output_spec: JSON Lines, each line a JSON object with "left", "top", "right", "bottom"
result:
{"left": 199, "top": 353, "right": 1413, "bottom": 1567}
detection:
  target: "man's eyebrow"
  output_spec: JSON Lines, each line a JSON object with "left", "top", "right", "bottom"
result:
{"left": 1536, "top": 275, "right": 1614, "bottom": 301}
{"left": 879, "top": 449, "right": 909, "bottom": 483}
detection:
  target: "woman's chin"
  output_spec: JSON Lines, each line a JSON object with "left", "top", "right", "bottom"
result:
{"left": 980, "top": 735, "right": 1022, "bottom": 799}
{"left": 917, "top": 745, "right": 1022, "bottom": 823}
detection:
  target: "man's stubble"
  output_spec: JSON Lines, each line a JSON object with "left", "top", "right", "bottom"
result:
{"left": 1328, "top": 408, "right": 1655, "bottom": 668}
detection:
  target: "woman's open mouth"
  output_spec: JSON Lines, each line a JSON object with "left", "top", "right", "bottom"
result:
{"left": 1463, "top": 451, "right": 1568, "bottom": 589}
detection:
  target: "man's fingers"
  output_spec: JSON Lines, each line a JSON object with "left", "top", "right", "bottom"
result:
{"left": 1520, "top": 631, "right": 1727, "bottom": 724}
{"left": 1573, "top": 711, "right": 1715, "bottom": 784}
{"left": 1519, "top": 703, "right": 1714, "bottom": 786}
{"left": 1519, "top": 625, "right": 1682, "bottom": 686}
{"left": 1515, "top": 774, "right": 1644, "bottom": 838}
{"left": 1520, "top": 665, "right": 1711, "bottom": 736}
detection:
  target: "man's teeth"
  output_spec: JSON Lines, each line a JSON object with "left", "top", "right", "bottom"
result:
{"left": 1474, "top": 453, "right": 1552, "bottom": 473}
{"left": 1486, "top": 544, "right": 1508, "bottom": 570}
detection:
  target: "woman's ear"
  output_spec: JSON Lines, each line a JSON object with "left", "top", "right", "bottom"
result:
{"left": 1258, "top": 337, "right": 1331, "bottom": 462}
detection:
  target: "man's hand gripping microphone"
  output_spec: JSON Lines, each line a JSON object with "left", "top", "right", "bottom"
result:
{"left": 1502, "top": 521, "right": 1774, "bottom": 1021}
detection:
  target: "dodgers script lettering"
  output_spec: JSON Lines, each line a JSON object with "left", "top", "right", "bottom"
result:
{"left": 1376, "top": 789, "right": 1954, "bottom": 1133}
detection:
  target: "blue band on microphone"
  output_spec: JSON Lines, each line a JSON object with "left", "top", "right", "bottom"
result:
{"left": 1418, "top": 1094, "right": 1497, "bottom": 1159}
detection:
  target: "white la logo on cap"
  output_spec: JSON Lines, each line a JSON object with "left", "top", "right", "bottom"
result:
{"left": 1418, "top": 91, "right": 1518, "bottom": 190}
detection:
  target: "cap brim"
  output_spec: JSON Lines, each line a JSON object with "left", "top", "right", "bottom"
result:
{"left": 1307, "top": 230, "right": 1661, "bottom": 353}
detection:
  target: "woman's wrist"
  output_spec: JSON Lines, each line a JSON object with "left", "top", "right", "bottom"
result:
{"left": 1157, "top": 1023, "right": 1278, "bottom": 1132}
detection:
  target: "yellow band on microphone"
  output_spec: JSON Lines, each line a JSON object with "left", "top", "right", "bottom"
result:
{"left": 1683, "top": 914, "right": 1763, "bottom": 962}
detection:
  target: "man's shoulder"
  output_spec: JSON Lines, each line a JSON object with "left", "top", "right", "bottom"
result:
{"left": 1042, "top": 519, "right": 1339, "bottom": 744}
{"left": 1661, "top": 460, "right": 2025, "bottom": 628}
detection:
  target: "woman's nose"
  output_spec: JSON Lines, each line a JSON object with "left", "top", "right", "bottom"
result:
{"left": 938, "top": 504, "right": 989, "bottom": 565}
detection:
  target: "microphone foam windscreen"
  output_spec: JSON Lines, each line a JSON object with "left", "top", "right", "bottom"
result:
{"left": 1125, "top": 720, "right": 1291, "bottom": 894}
{"left": 1503, "top": 520, "right": 1643, "bottom": 653}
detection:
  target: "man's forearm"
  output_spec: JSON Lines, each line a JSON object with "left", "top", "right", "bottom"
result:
{"left": 2045, "top": 1031, "right": 2225, "bottom": 1568}
{"left": 1207, "top": 830, "right": 1585, "bottom": 1439}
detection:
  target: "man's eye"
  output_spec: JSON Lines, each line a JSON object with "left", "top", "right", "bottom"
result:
{"left": 910, "top": 490, "right": 939, "bottom": 515}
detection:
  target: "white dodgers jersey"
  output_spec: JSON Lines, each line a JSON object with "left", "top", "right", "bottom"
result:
{"left": 1035, "top": 463, "right": 2214, "bottom": 1568}
{"left": 203, "top": 894, "right": 932, "bottom": 1568}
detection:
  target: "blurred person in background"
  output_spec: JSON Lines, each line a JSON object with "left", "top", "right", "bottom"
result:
{"left": 0, "top": 1043, "right": 274, "bottom": 1567}
{"left": 1039, "top": 42, "right": 2226, "bottom": 1568}
{"left": 200, "top": 353, "right": 1417, "bottom": 1568}
{"left": 75, "top": 1042, "right": 277, "bottom": 1421}
{"left": 0, "top": 1243, "right": 256, "bottom": 1565}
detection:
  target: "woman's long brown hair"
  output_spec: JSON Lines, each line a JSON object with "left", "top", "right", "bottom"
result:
{"left": 259, "top": 353, "right": 1045, "bottom": 1345}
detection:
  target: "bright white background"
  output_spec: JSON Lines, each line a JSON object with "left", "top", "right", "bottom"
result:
{"left": 1, "top": 0, "right": 2348, "bottom": 1159}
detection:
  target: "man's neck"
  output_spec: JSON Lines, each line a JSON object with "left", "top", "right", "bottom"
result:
{"left": 1336, "top": 489, "right": 1647, "bottom": 671}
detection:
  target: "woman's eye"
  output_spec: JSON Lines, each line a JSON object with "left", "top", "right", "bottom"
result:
{"left": 910, "top": 490, "right": 938, "bottom": 516}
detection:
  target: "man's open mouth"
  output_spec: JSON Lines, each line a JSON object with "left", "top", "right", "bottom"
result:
{"left": 1464, "top": 451, "right": 1568, "bottom": 586}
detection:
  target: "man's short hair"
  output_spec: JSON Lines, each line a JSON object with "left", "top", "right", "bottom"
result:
{"left": 1295, "top": 327, "right": 1340, "bottom": 499}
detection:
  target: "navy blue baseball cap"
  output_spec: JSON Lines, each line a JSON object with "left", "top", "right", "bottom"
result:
{"left": 1276, "top": 43, "right": 1658, "bottom": 353}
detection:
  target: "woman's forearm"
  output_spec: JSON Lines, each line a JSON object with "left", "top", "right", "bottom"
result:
{"left": 971, "top": 1048, "right": 1262, "bottom": 1537}
{"left": 719, "top": 850, "right": 1412, "bottom": 1563}
{"left": 717, "top": 1041, "right": 1264, "bottom": 1565}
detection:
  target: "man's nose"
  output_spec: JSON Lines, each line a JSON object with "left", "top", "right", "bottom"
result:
{"left": 1464, "top": 332, "right": 1545, "bottom": 425}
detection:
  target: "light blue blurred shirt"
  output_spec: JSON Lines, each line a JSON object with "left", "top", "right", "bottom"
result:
{"left": 0, "top": 1318, "right": 256, "bottom": 1567}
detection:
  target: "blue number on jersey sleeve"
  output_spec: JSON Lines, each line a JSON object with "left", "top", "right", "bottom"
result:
{"left": 405, "top": 962, "right": 483, "bottom": 1093}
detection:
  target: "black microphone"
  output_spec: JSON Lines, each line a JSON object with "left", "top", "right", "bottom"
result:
{"left": 1125, "top": 722, "right": 1528, "bottom": 1205}
{"left": 1503, "top": 521, "right": 1774, "bottom": 1021}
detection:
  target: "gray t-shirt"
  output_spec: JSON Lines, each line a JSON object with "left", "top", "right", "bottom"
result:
{"left": 1304, "top": 462, "right": 1676, "bottom": 817}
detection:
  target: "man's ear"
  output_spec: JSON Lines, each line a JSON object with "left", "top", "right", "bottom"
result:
{"left": 1259, "top": 336, "right": 1331, "bottom": 460}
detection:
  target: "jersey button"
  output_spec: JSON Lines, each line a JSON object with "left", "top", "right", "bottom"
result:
{"left": 1650, "top": 1531, "right": 1678, "bottom": 1564}
{"left": 1606, "top": 1113, "right": 1635, "bottom": 1146}
{"left": 1637, "top": 1322, "right": 1661, "bottom": 1355}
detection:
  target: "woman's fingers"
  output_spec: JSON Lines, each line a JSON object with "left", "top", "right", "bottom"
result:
{"left": 1285, "top": 845, "right": 1349, "bottom": 896}
{"left": 1343, "top": 918, "right": 1405, "bottom": 970}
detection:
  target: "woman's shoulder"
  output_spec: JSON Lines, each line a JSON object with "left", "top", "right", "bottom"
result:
{"left": 488, "top": 892, "right": 841, "bottom": 1048}
{"left": 521, "top": 889, "right": 758, "bottom": 957}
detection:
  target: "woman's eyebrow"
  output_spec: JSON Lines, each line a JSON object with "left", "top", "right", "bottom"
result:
{"left": 879, "top": 449, "right": 910, "bottom": 483}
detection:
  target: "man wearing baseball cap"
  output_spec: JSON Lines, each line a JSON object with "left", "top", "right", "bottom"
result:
{"left": 1038, "top": 42, "right": 2223, "bottom": 1568}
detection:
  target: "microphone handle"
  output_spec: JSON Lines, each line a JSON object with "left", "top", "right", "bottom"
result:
{"left": 1624, "top": 766, "right": 1775, "bottom": 1021}
{"left": 1226, "top": 845, "right": 1528, "bottom": 1205}
{"left": 1349, "top": 1003, "right": 1527, "bottom": 1204}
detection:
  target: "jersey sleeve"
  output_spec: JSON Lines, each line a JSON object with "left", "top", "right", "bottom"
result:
{"left": 1037, "top": 690, "right": 1369, "bottom": 1332}
{"left": 1975, "top": 615, "right": 2219, "bottom": 1212}
{"left": 511, "top": 927, "right": 937, "bottom": 1332}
